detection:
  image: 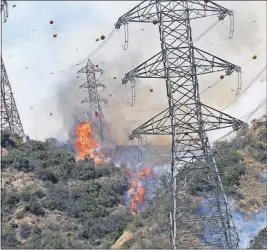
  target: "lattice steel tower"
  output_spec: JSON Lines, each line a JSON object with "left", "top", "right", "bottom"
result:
{"left": 77, "top": 59, "right": 108, "bottom": 142}
{"left": 115, "top": 0, "right": 247, "bottom": 248}
{"left": 1, "top": 0, "right": 8, "bottom": 22}
{"left": 1, "top": 0, "right": 24, "bottom": 136}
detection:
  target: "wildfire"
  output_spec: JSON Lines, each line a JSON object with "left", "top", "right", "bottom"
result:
{"left": 127, "top": 166, "right": 155, "bottom": 215}
{"left": 75, "top": 120, "right": 109, "bottom": 165}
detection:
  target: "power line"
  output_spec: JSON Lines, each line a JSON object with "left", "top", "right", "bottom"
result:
{"left": 107, "top": 51, "right": 265, "bottom": 112}
{"left": 241, "top": 98, "right": 266, "bottom": 121}
{"left": 53, "top": 28, "right": 117, "bottom": 74}
{"left": 51, "top": 23, "right": 153, "bottom": 75}
{"left": 197, "top": 39, "right": 266, "bottom": 45}
{"left": 222, "top": 65, "right": 267, "bottom": 111}
{"left": 50, "top": 12, "right": 228, "bottom": 76}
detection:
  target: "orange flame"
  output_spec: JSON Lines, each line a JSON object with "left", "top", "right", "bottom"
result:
{"left": 75, "top": 120, "right": 108, "bottom": 165}
{"left": 135, "top": 187, "right": 146, "bottom": 204}
{"left": 127, "top": 166, "right": 154, "bottom": 215}
{"left": 128, "top": 178, "right": 138, "bottom": 194}
{"left": 140, "top": 167, "right": 153, "bottom": 179}
{"left": 130, "top": 201, "right": 138, "bottom": 215}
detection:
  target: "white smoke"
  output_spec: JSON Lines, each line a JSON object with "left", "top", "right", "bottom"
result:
{"left": 228, "top": 198, "right": 267, "bottom": 248}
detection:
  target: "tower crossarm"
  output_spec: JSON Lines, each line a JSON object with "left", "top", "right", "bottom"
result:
{"left": 200, "top": 103, "right": 247, "bottom": 131}
{"left": 77, "top": 65, "right": 103, "bottom": 75}
{"left": 98, "top": 96, "right": 108, "bottom": 104}
{"left": 129, "top": 108, "right": 171, "bottom": 139}
{"left": 115, "top": 0, "right": 232, "bottom": 29}
{"left": 192, "top": 47, "right": 241, "bottom": 76}
{"left": 81, "top": 95, "right": 107, "bottom": 105}
{"left": 122, "top": 48, "right": 240, "bottom": 84}
{"left": 79, "top": 80, "right": 106, "bottom": 89}
{"left": 128, "top": 101, "right": 246, "bottom": 139}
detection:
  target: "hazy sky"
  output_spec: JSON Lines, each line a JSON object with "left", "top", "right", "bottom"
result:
{"left": 2, "top": 1, "right": 266, "bottom": 142}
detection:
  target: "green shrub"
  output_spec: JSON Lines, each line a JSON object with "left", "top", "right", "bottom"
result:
{"left": 1, "top": 149, "right": 27, "bottom": 169}
{"left": 57, "top": 162, "right": 74, "bottom": 180}
{"left": 25, "top": 200, "right": 45, "bottom": 216}
{"left": 13, "top": 157, "right": 34, "bottom": 172}
{"left": 3, "top": 192, "right": 20, "bottom": 206}
{"left": 30, "top": 141, "right": 46, "bottom": 151}
{"left": 101, "top": 176, "right": 128, "bottom": 197}
{"left": 20, "top": 223, "right": 32, "bottom": 239}
{"left": 44, "top": 148, "right": 76, "bottom": 167}
{"left": 249, "top": 227, "right": 267, "bottom": 249}
{"left": 1, "top": 228, "right": 19, "bottom": 248}
{"left": 223, "top": 163, "right": 246, "bottom": 187}
{"left": 43, "top": 182, "right": 69, "bottom": 211}
{"left": 81, "top": 210, "right": 132, "bottom": 245}
{"left": 15, "top": 210, "right": 25, "bottom": 219}
{"left": 72, "top": 159, "right": 96, "bottom": 180}
{"left": 1, "top": 130, "right": 16, "bottom": 148}
{"left": 37, "top": 230, "right": 76, "bottom": 249}
{"left": 30, "top": 151, "right": 49, "bottom": 161}
{"left": 37, "top": 171, "right": 58, "bottom": 184}
{"left": 94, "top": 165, "right": 112, "bottom": 177}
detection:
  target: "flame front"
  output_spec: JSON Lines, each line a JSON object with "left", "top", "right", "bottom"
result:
{"left": 127, "top": 166, "right": 154, "bottom": 215}
{"left": 75, "top": 120, "right": 108, "bottom": 165}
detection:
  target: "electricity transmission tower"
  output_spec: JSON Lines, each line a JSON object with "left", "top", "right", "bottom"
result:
{"left": 77, "top": 59, "right": 109, "bottom": 143}
{"left": 115, "top": 0, "right": 247, "bottom": 248}
{"left": 1, "top": 0, "right": 25, "bottom": 136}
{"left": 1, "top": 0, "right": 8, "bottom": 22}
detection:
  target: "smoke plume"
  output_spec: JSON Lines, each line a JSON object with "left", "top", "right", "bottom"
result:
{"left": 27, "top": 1, "right": 266, "bottom": 147}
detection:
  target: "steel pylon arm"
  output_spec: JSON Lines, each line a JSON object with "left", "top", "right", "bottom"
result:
{"left": 193, "top": 47, "right": 241, "bottom": 76}
{"left": 79, "top": 80, "right": 106, "bottom": 89}
{"left": 81, "top": 95, "right": 107, "bottom": 105}
{"left": 129, "top": 107, "right": 171, "bottom": 139}
{"left": 77, "top": 65, "right": 103, "bottom": 75}
{"left": 200, "top": 103, "right": 247, "bottom": 131}
{"left": 115, "top": 0, "right": 232, "bottom": 29}
{"left": 122, "top": 48, "right": 241, "bottom": 84}
{"left": 128, "top": 102, "right": 246, "bottom": 139}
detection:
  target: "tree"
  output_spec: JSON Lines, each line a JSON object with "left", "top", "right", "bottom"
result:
{"left": 249, "top": 227, "right": 267, "bottom": 249}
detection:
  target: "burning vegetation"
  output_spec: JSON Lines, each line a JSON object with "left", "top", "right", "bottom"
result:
{"left": 75, "top": 120, "right": 109, "bottom": 164}
{"left": 127, "top": 166, "right": 155, "bottom": 215}
{"left": 75, "top": 120, "right": 156, "bottom": 215}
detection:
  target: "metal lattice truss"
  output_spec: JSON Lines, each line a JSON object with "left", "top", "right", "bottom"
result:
{"left": 77, "top": 60, "right": 107, "bottom": 106}
{"left": 1, "top": 57, "right": 25, "bottom": 136}
{"left": 1, "top": 0, "right": 8, "bottom": 22}
{"left": 122, "top": 47, "right": 240, "bottom": 83}
{"left": 77, "top": 59, "right": 108, "bottom": 142}
{"left": 129, "top": 102, "right": 245, "bottom": 139}
{"left": 115, "top": 0, "right": 243, "bottom": 249}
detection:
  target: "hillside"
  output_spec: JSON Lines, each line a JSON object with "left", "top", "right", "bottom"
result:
{"left": 249, "top": 227, "right": 267, "bottom": 249}
{"left": 1, "top": 116, "right": 266, "bottom": 249}
{"left": 111, "top": 117, "right": 267, "bottom": 249}
{"left": 1, "top": 133, "right": 133, "bottom": 248}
